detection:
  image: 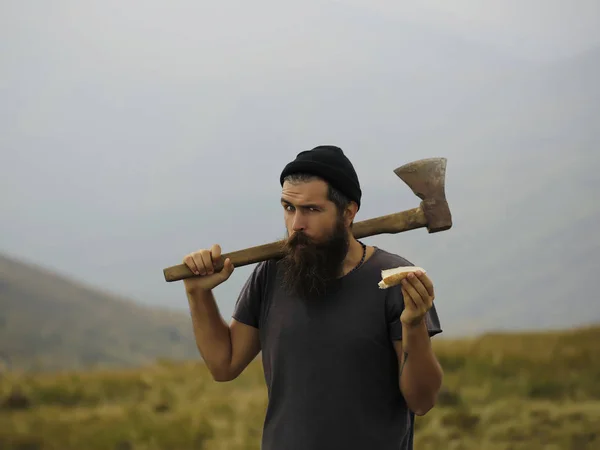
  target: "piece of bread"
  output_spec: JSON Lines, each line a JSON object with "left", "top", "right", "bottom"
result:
{"left": 378, "top": 266, "right": 426, "bottom": 289}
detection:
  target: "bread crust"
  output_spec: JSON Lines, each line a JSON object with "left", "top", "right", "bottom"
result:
{"left": 378, "top": 266, "right": 425, "bottom": 289}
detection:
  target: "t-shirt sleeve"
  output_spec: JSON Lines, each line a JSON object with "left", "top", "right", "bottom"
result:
{"left": 385, "top": 285, "right": 443, "bottom": 341}
{"left": 231, "top": 261, "right": 269, "bottom": 329}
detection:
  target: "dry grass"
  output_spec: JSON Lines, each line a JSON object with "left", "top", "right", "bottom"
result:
{"left": 1, "top": 325, "right": 599, "bottom": 449}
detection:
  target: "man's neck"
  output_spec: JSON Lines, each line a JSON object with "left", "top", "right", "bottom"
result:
{"left": 341, "top": 237, "right": 367, "bottom": 275}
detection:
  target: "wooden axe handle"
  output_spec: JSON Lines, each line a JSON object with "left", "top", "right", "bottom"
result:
{"left": 163, "top": 241, "right": 286, "bottom": 282}
{"left": 163, "top": 206, "right": 426, "bottom": 282}
{"left": 351, "top": 206, "right": 425, "bottom": 239}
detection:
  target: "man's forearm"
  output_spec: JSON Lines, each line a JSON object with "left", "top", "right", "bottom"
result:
{"left": 399, "top": 319, "right": 443, "bottom": 415}
{"left": 186, "top": 288, "right": 233, "bottom": 380}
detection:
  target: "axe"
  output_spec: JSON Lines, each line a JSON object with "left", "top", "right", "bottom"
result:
{"left": 163, "top": 157, "right": 452, "bottom": 282}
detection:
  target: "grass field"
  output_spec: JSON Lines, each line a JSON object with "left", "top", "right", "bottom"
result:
{"left": 1, "top": 325, "right": 599, "bottom": 450}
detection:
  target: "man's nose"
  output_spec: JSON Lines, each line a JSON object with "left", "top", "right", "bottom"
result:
{"left": 292, "top": 211, "right": 306, "bottom": 232}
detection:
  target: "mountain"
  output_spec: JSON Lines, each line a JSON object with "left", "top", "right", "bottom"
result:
{"left": 368, "top": 46, "right": 600, "bottom": 335}
{"left": 1, "top": 3, "right": 599, "bottom": 354}
{"left": 0, "top": 252, "right": 199, "bottom": 372}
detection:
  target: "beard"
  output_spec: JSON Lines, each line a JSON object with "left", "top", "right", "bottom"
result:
{"left": 278, "top": 215, "right": 350, "bottom": 300}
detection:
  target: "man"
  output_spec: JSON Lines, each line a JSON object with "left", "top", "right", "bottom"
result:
{"left": 182, "top": 145, "right": 443, "bottom": 450}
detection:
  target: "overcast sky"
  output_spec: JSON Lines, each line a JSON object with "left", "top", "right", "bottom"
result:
{"left": 1, "top": 0, "right": 599, "bottom": 330}
{"left": 342, "top": 0, "right": 600, "bottom": 60}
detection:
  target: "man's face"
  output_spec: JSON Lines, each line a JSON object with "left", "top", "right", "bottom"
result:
{"left": 278, "top": 178, "right": 352, "bottom": 299}
{"left": 281, "top": 178, "right": 341, "bottom": 242}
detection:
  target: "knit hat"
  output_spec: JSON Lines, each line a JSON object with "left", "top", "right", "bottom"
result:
{"left": 279, "top": 145, "right": 362, "bottom": 209}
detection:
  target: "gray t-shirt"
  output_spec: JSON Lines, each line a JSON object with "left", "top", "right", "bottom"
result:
{"left": 232, "top": 247, "right": 443, "bottom": 450}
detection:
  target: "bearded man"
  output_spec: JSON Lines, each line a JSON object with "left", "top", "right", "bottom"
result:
{"left": 182, "top": 145, "right": 444, "bottom": 450}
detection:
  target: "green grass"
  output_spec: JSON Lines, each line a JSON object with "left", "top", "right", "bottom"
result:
{"left": 1, "top": 325, "right": 599, "bottom": 449}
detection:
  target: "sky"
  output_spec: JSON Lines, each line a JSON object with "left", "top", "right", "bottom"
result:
{"left": 1, "top": 0, "right": 599, "bottom": 333}
{"left": 341, "top": 0, "right": 600, "bottom": 60}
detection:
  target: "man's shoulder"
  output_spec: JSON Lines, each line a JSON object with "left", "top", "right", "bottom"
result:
{"left": 369, "top": 247, "right": 415, "bottom": 269}
{"left": 245, "top": 258, "right": 279, "bottom": 285}
{"left": 255, "top": 258, "right": 279, "bottom": 274}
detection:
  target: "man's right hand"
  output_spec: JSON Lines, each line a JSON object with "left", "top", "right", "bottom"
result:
{"left": 182, "top": 244, "right": 235, "bottom": 292}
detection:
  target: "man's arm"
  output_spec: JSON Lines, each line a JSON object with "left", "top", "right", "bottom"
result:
{"left": 393, "top": 320, "right": 443, "bottom": 416}
{"left": 187, "top": 287, "right": 261, "bottom": 382}
{"left": 182, "top": 245, "right": 261, "bottom": 382}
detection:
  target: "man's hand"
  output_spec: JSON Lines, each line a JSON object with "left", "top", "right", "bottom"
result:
{"left": 182, "top": 244, "right": 235, "bottom": 294}
{"left": 400, "top": 270, "right": 435, "bottom": 327}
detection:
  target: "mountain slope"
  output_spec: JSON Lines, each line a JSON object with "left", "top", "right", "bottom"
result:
{"left": 1, "top": 5, "right": 599, "bottom": 351}
{"left": 368, "top": 47, "right": 600, "bottom": 336}
{"left": 0, "top": 252, "right": 199, "bottom": 372}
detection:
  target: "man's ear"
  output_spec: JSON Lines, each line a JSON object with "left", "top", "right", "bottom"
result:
{"left": 344, "top": 202, "right": 359, "bottom": 227}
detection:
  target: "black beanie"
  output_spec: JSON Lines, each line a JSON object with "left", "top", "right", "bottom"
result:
{"left": 279, "top": 145, "right": 362, "bottom": 209}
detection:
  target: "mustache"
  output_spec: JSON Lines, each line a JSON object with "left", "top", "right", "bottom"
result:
{"left": 286, "top": 231, "right": 313, "bottom": 247}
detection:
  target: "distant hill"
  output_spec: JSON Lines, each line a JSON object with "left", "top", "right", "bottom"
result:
{"left": 367, "top": 46, "right": 600, "bottom": 336}
{"left": 0, "top": 253, "right": 199, "bottom": 372}
{"left": 1, "top": 5, "right": 599, "bottom": 359}
{"left": 440, "top": 47, "right": 600, "bottom": 334}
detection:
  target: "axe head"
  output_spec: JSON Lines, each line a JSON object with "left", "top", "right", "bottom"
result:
{"left": 394, "top": 157, "right": 452, "bottom": 233}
